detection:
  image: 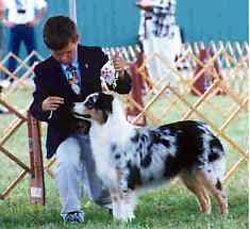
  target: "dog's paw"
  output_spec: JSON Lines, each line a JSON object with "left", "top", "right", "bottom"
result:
{"left": 119, "top": 204, "right": 135, "bottom": 222}
{"left": 112, "top": 208, "right": 120, "bottom": 220}
{"left": 119, "top": 213, "right": 135, "bottom": 223}
{"left": 126, "top": 213, "right": 135, "bottom": 222}
{"left": 112, "top": 206, "right": 135, "bottom": 222}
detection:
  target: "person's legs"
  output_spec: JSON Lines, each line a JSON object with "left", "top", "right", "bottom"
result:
{"left": 158, "top": 26, "right": 182, "bottom": 88}
{"left": 80, "top": 135, "right": 111, "bottom": 208}
{"left": 0, "top": 85, "right": 8, "bottom": 114}
{"left": 55, "top": 137, "right": 85, "bottom": 222}
{"left": 143, "top": 38, "right": 164, "bottom": 90}
{"left": 7, "top": 25, "right": 22, "bottom": 77}
{"left": 0, "top": 25, "right": 4, "bottom": 81}
{"left": 23, "top": 26, "right": 38, "bottom": 66}
{"left": 55, "top": 134, "right": 111, "bottom": 222}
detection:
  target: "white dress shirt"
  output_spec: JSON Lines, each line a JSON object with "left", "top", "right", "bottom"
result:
{"left": 3, "top": 0, "right": 47, "bottom": 24}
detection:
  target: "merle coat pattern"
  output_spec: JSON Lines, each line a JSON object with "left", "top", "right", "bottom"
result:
{"left": 73, "top": 92, "right": 228, "bottom": 221}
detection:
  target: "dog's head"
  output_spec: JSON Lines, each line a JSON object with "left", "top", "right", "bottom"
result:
{"left": 72, "top": 92, "right": 114, "bottom": 124}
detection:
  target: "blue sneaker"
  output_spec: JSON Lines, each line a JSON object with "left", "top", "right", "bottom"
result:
{"left": 62, "top": 211, "right": 85, "bottom": 223}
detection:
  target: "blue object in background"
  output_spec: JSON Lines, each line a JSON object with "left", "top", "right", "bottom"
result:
{"left": 177, "top": 0, "right": 249, "bottom": 44}
{"left": 1, "top": 0, "right": 248, "bottom": 58}
{"left": 79, "top": 0, "right": 248, "bottom": 46}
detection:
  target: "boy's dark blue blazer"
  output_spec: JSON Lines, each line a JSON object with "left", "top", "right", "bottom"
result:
{"left": 30, "top": 45, "right": 131, "bottom": 159}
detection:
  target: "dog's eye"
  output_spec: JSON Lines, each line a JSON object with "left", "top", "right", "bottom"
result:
{"left": 85, "top": 99, "right": 95, "bottom": 109}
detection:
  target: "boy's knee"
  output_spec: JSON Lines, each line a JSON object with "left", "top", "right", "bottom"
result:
{"left": 56, "top": 137, "right": 81, "bottom": 167}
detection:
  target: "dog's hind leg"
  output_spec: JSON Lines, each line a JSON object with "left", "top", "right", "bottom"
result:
{"left": 197, "top": 170, "right": 228, "bottom": 216}
{"left": 181, "top": 172, "right": 211, "bottom": 214}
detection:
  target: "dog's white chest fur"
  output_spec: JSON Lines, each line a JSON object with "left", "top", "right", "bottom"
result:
{"left": 89, "top": 102, "right": 134, "bottom": 188}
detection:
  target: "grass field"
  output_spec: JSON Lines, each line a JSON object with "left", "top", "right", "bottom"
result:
{"left": 0, "top": 86, "right": 248, "bottom": 229}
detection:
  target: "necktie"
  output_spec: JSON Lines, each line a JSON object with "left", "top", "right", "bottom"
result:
{"left": 66, "top": 64, "right": 81, "bottom": 95}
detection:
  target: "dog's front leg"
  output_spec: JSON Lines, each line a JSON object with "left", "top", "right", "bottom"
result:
{"left": 111, "top": 188, "right": 136, "bottom": 222}
{"left": 121, "top": 189, "right": 136, "bottom": 221}
{"left": 110, "top": 171, "right": 137, "bottom": 222}
{"left": 117, "top": 170, "right": 136, "bottom": 221}
{"left": 110, "top": 187, "right": 123, "bottom": 221}
{"left": 109, "top": 188, "right": 136, "bottom": 222}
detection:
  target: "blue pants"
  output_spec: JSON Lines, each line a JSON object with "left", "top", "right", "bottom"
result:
{"left": 7, "top": 24, "right": 37, "bottom": 77}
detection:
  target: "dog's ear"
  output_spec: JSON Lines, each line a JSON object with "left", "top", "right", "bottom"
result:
{"left": 95, "top": 93, "right": 114, "bottom": 113}
{"left": 83, "top": 92, "right": 114, "bottom": 113}
{"left": 84, "top": 92, "right": 99, "bottom": 109}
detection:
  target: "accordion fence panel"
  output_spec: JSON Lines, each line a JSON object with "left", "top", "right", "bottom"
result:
{"left": 0, "top": 41, "right": 248, "bottom": 203}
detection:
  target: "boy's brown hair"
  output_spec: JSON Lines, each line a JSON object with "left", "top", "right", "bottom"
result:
{"left": 43, "top": 16, "right": 79, "bottom": 50}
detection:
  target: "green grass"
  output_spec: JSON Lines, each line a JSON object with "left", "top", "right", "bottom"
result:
{"left": 0, "top": 181, "right": 248, "bottom": 228}
{"left": 0, "top": 86, "right": 248, "bottom": 228}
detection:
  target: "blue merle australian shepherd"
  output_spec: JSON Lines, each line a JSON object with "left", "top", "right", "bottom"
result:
{"left": 72, "top": 92, "right": 228, "bottom": 221}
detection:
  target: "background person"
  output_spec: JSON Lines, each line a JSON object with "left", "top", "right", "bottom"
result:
{"left": 1, "top": 0, "right": 47, "bottom": 86}
{"left": 30, "top": 16, "right": 131, "bottom": 223}
{"left": 0, "top": 0, "right": 3, "bottom": 58}
{"left": 0, "top": 0, "right": 8, "bottom": 114}
{"left": 136, "top": 0, "right": 182, "bottom": 89}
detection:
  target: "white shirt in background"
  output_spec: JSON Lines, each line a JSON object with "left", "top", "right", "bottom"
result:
{"left": 3, "top": 0, "right": 47, "bottom": 24}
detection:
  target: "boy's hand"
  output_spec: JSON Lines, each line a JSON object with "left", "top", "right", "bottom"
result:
{"left": 42, "top": 96, "right": 64, "bottom": 111}
{"left": 113, "top": 52, "right": 126, "bottom": 78}
{"left": 136, "top": 0, "right": 153, "bottom": 11}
